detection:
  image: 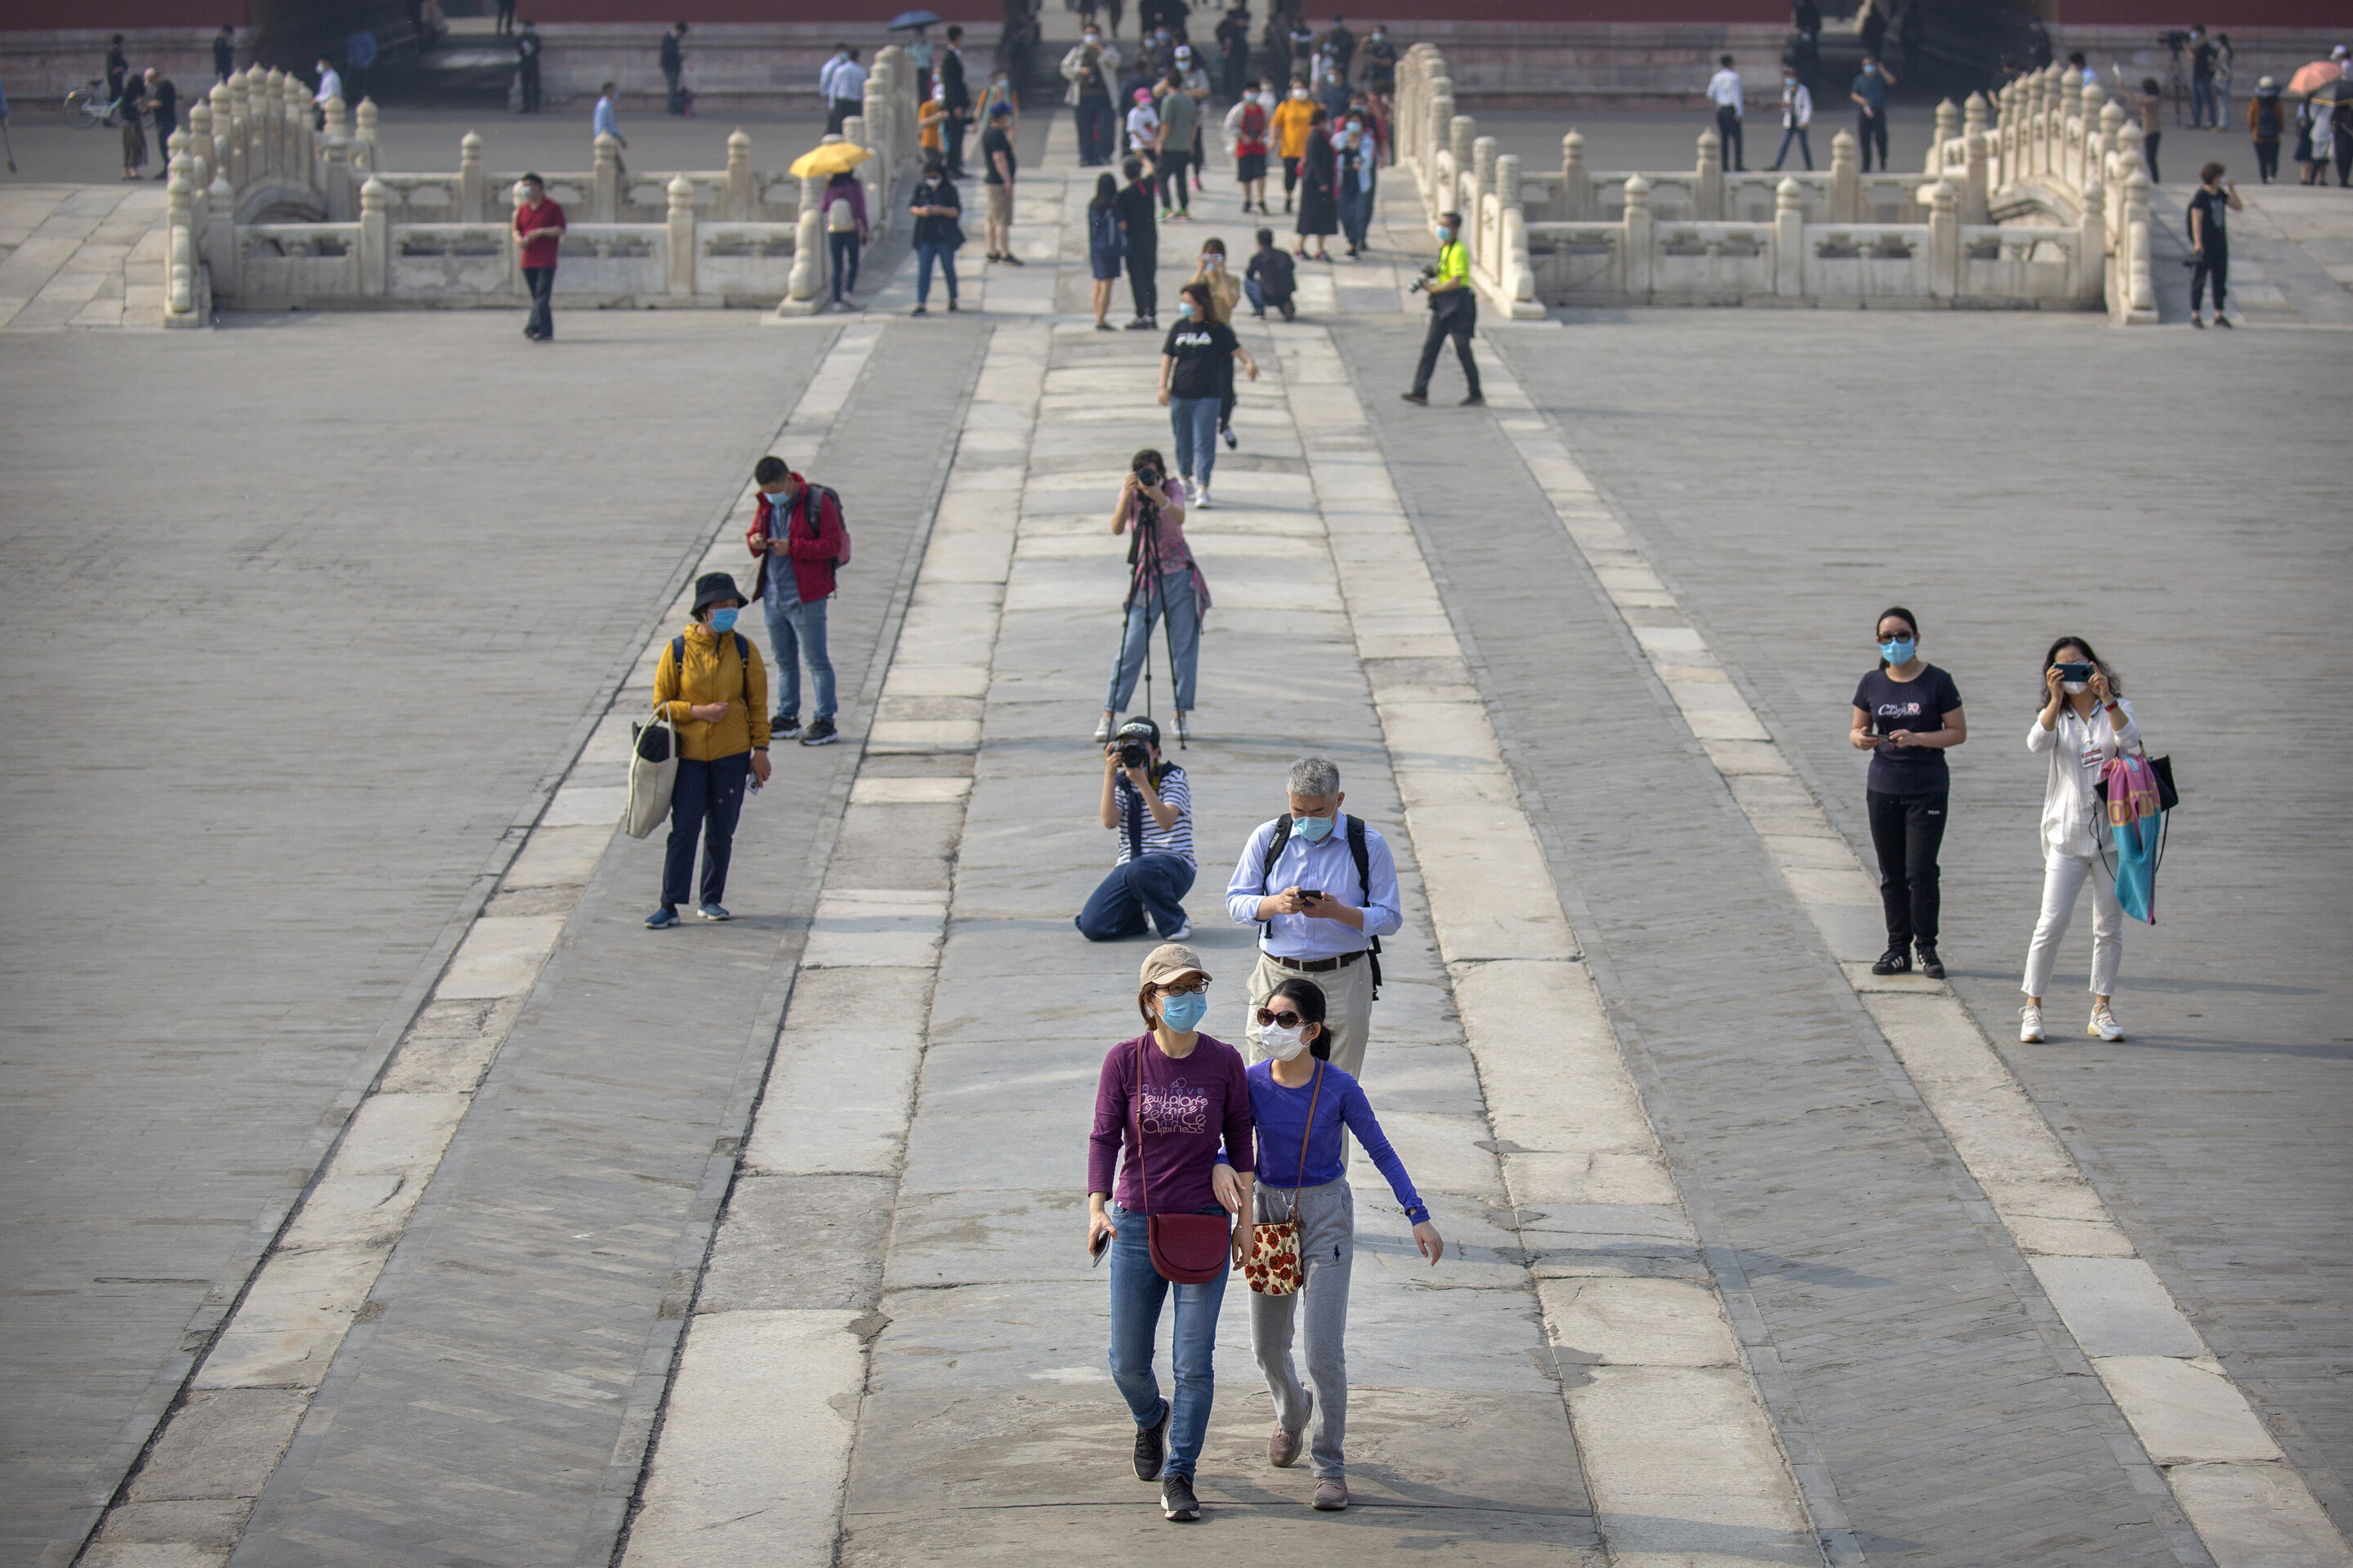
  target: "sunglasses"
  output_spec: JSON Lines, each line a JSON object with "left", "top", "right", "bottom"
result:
{"left": 1255, "top": 1008, "right": 1306, "bottom": 1029}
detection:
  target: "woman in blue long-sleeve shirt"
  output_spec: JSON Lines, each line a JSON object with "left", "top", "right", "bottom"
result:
{"left": 1243, "top": 975, "right": 1442, "bottom": 1512}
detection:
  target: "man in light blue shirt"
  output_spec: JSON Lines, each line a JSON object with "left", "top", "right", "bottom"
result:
{"left": 592, "top": 80, "right": 627, "bottom": 172}
{"left": 1225, "top": 757, "right": 1402, "bottom": 1079}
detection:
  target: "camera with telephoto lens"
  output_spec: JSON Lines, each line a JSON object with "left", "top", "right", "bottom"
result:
{"left": 1409, "top": 263, "right": 1438, "bottom": 294}
{"left": 2157, "top": 29, "right": 2190, "bottom": 51}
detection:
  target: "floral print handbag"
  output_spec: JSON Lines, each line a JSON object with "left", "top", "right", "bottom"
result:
{"left": 1243, "top": 1062, "right": 1323, "bottom": 1296}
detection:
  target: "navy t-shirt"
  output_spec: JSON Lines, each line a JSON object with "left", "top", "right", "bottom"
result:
{"left": 1853, "top": 664, "right": 1962, "bottom": 794}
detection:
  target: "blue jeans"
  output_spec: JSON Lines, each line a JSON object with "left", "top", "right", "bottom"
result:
{"left": 2192, "top": 78, "right": 2217, "bottom": 127}
{"left": 1243, "top": 276, "right": 1292, "bottom": 319}
{"left": 1078, "top": 855, "right": 1194, "bottom": 940}
{"left": 1105, "top": 566, "right": 1199, "bottom": 713}
{"left": 1339, "top": 181, "right": 1375, "bottom": 248}
{"left": 761, "top": 589, "right": 836, "bottom": 721}
{"left": 917, "top": 239, "right": 958, "bottom": 305}
{"left": 1107, "top": 1202, "right": 1229, "bottom": 1479}
{"left": 1168, "top": 394, "right": 1219, "bottom": 489}
{"left": 1771, "top": 124, "right": 1813, "bottom": 169}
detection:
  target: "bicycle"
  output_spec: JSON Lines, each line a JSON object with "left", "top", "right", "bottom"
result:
{"left": 63, "top": 79, "right": 127, "bottom": 129}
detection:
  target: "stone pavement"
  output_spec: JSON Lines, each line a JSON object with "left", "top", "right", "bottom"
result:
{"left": 4, "top": 80, "right": 2347, "bottom": 1568}
{"left": 0, "top": 185, "right": 166, "bottom": 330}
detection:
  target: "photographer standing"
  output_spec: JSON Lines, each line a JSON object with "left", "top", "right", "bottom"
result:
{"left": 1096, "top": 449, "right": 1200, "bottom": 744}
{"left": 1078, "top": 717, "right": 1196, "bottom": 942}
{"left": 1400, "top": 210, "right": 1480, "bottom": 406}
{"left": 1224, "top": 757, "right": 1402, "bottom": 1078}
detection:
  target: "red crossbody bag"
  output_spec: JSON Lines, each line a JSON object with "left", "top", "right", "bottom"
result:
{"left": 1132, "top": 1035, "right": 1232, "bottom": 1284}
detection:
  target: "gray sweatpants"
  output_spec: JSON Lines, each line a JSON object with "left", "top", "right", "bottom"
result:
{"left": 1250, "top": 1177, "right": 1355, "bottom": 1478}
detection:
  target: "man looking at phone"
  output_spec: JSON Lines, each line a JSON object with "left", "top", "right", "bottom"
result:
{"left": 1224, "top": 757, "right": 1401, "bottom": 1076}
{"left": 1078, "top": 717, "right": 1195, "bottom": 941}
{"left": 747, "top": 455, "right": 846, "bottom": 747}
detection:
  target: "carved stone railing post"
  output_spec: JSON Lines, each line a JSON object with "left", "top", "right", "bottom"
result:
{"left": 291, "top": 77, "right": 317, "bottom": 190}
{"left": 359, "top": 176, "right": 389, "bottom": 297}
{"left": 1830, "top": 129, "right": 1859, "bottom": 221}
{"left": 324, "top": 135, "right": 353, "bottom": 220}
{"left": 785, "top": 172, "right": 824, "bottom": 306}
{"left": 210, "top": 83, "right": 239, "bottom": 190}
{"left": 668, "top": 174, "right": 697, "bottom": 297}
{"left": 1560, "top": 130, "right": 1588, "bottom": 220}
{"left": 1962, "top": 92, "right": 1988, "bottom": 177}
{"left": 1471, "top": 135, "right": 1497, "bottom": 210}
{"left": 592, "top": 133, "right": 620, "bottom": 221}
{"left": 458, "top": 132, "right": 485, "bottom": 221}
{"left": 185, "top": 101, "right": 212, "bottom": 187}
{"left": 1623, "top": 172, "right": 1653, "bottom": 301}
{"left": 1424, "top": 89, "right": 1453, "bottom": 199}
{"left": 164, "top": 159, "right": 201, "bottom": 326}
{"left": 726, "top": 130, "right": 753, "bottom": 220}
{"left": 1775, "top": 176, "right": 1805, "bottom": 296}
{"left": 1925, "top": 178, "right": 1958, "bottom": 299}
{"left": 2121, "top": 163, "right": 2154, "bottom": 322}
{"left": 354, "top": 97, "right": 378, "bottom": 173}
{"left": 323, "top": 93, "right": 346, "bottom": 143}
{"left": 1962, "top": 129, "right": 1989, "bottom": 224}
{"left": 260, "top": 69, "right": 283, "bottom": 175}
{"left": 1695, "top": 127, "right": 1723, "bottom": 219}
{"left": 2077, "top": 162, "right": 2106, "bottom": 306}
{"left": 1931, "top": 99, "right": 1958, "bottom": 174}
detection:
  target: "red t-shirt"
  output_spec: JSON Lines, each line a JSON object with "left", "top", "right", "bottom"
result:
{"left": 514, "top": 196, "right": 566, "bottom": 269}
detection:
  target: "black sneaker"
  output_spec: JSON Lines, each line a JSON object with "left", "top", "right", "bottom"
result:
{"left": 1160, "top": 1471, "right": 1200, "bottom": 1521}
{"left": 1871, "top": 947, "right": 1913, "bottom": 976}
{"left": 1133, "top": 1400, "right": 1170, "bottom": 1481}
{"left": 772, "top": 713, "right": 801, "bottom": 740}
{"left": 1400, "top": 391, "right": 1428, "bottom": 405}
{"left": 799, "top": 717, "right": 839, "bottom": 747}
{"left": 1461, "top": 393, "right": 1486, "bottom": 406}
{"left": 1916, "top": 945, "right": 1946, "bottom": 980}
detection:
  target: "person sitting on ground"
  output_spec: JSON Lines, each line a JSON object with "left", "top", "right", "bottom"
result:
{"left": 1079, "top": 717, "right": 1197, "bottom": 942}
{"left": 1243, "top": 975, "right": 1443, "bottom": 1513}
{"left": 1244, "top": 226, "right": 1297, "bottom": 320}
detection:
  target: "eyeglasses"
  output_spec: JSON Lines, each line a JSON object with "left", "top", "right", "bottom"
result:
{"left": 1255, "top": 1008, "right": 1305, "bottom": 1029}
{"left": 1159, "top": 979, "right": 1209, "bottom": 997}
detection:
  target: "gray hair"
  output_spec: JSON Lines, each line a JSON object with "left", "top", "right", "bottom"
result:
{"left": 1286, "top": 757, "right": 1341, "bottom": 799}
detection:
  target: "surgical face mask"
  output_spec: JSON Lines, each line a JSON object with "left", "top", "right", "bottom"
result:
{"left": 1200, "top": 252, "right": 1221, "bottom": 269}
{"left": 1159, "top": 989, "right": 1209, "bottom": 1032}
{"left": 1879, "top": 637, "right": 1916, "bottom": 664}
{"left": 1435, "top": 226, "right": 1452, "bottom": 242}
{"left": 709, "top": 607, "right": 739, "bottom": 633}
{"left": 1295, "top": 811, "right": 1335, "bottom": 843}
{"left": 1177, "top": 300, "right": 1196, "bottom": 319}
{"left": 2062, "top": 680, "right": 2090, "bottom": 695}
{"left": 1255, "top": 1022, "right": 1310, "bottom": 1061}
{"left": 1292, "top": 87, "right": 1309, "bottom": 100}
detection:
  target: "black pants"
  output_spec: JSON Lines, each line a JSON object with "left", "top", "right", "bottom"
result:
{"left": 1411, "top": 297, "right": 1480, "bottom": 398}
{"left": 945, "top": 113, "right": 967, "bottom": 176}
{"left": 1127, "top": 251, "right": 1157, "bottom": 320}
{"left": 664, "top": 65, "right": 684, "bottom": 115}
{"left": 2337, "top": 128, "right": 2353, "bottom": 185}
{"left": 828, "top": 230, "right": 861, "bottom": 301}
{"left": 1715, "top": 104, "right": 1744, "bottom": 170}
{"left": 1078, "top": 96, "right": 1115, "bottom": 165}
{"left": 523, "top": 263, "right": 555, "bottom": 337}
{"left": 1866, "top": 788, "right": 1946, "bottom": 951}
{"left": 663, "top": 753, "right": 750, "bottom": 910}
{"left": 1282, "top": 155, "right": 1301, "bottom": 207}
{"left": 1158, "top": 150, "right": 1190, "bottom": 212}
{"left": 1856, "top": 109, "right": 1888, "bottom": 171}
{"left": 827, "top": 96, "right": 860, "bottom": 135}
{"left": 2191, "top": 240, "right": 2227, "bottom": 312}
{"left": 2255, "top": 139, "right": 2279, "bottom": 181}
{"left": 2144, "top": 132, "right": 2161, "bottom": 185}
{"left": 520, "top": 65, "right": 541, "bottom": 112}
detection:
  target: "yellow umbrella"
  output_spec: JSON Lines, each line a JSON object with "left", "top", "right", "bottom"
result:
{"left": 790, "top": 141, "right": 874, "bottom": 180}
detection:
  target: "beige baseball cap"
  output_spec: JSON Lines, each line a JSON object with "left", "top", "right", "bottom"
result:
{"left": 1140, "top": 943, "right": 1209, "bottom": 989}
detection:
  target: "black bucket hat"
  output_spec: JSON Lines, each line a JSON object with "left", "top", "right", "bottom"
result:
{"left": 692, "top": 571, "right": 746, "bottom": 614}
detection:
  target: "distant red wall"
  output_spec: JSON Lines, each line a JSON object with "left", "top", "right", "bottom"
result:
{"left": 2058, "top": 0, "right": 2346, "bottom": 19}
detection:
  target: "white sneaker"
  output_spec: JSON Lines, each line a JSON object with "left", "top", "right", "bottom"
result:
{"left": 2019, "top": 1004, "right": 2046, "bottom": 1043}
{"left": 2088, "top": 1004, "right": 2125, "bottom": 1042}
{"left": 1163, "top": 920, "right": 1193, "bottom": 940}
{"left": 1195, "top": 486, "right": 1211, "bottom": 509}
{"left": 1184, "top": 477, "right": 1200, "bottom": 504}
{"left": 1092, "top": 715, "right": 1114, "bottom": 743}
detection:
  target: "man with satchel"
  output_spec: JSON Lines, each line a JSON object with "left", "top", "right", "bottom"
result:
{"left": 1222, "top": 756, "right": 1402, "bottom": 1079}
{"left": 747, "top": 455, "right": 847, "bottom": 746}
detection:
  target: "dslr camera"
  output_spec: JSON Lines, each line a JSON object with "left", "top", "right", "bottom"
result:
{"left": 1409, "top": 263, "right": 1438, "bottom": 294}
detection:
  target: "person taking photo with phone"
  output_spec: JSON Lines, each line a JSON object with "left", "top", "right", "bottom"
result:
{"left": 1848, "top": 606, "right": 1967, "bottom": 978}
{"left": 2020, "top": 639, "right": 2138, "bottom": 1044}
{"left": 1087, "top": 944, "right": 1255, "bottom": 1524}
{"left": 1079, "top": 717, "right": 1196, "bottom": 941}
{"left": 1224, "top": 757, "right": 1402, "bottom": 1078}
{"left": 1243, "top": 976, "right": 1441, "bottom": 1512}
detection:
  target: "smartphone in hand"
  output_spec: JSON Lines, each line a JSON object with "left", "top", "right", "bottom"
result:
{"left": 1090, "top": 1231, "right": 1111, "bottom": 1266}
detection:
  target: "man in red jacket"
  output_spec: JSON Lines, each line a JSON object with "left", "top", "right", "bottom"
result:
{"left": 748, "top": 454, "right": 846, "bottom": 745}
{"left": 512, "top": 172, "right": 565, "bottom": 341}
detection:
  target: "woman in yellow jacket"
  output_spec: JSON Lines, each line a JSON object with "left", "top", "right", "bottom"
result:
{"left": 649, "top": 572, "right": 772, "bottom": 927}
{"left": 1270, "top": 81, "right": 1317, "bottom": 214}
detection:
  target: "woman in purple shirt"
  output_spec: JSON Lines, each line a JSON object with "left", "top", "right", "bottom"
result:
{"left": 1087, "top": 942, "right": 1255, "bottom": 1523}
{"left": 1246, "top": 976, "right": 1443, "bottom": 1512}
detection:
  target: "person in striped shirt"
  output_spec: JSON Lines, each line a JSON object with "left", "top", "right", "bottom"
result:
{"left": 1078, "top": 717, "right": 1196, "bottom": 942}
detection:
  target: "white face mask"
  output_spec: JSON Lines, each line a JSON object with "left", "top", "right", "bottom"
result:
{"left": 1255, "top": 1022, "right": 1311, "bottom": 1061}
{"left": 1201, "top": 252, "right": 1221, "bottom": 268}
{"left": 1292, "top": 87, "right": 1309, "bottom": 100}
{"left": 2062, "top": 680, "right": 2090, "bottom": 695}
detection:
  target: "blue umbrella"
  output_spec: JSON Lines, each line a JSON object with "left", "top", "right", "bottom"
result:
{"left": 887, "top": 10, "right": 943, "bottom": 29}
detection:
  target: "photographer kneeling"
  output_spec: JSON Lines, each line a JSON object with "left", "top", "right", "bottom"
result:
{"left": 1078, "top": 717, "right": 1197, "bottom": 943}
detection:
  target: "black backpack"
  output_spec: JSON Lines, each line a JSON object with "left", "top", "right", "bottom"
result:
{"left": 1256, "top": 813, "right": 1382, "bottom": 997}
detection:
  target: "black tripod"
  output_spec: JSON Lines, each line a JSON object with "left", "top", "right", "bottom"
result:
{"left": 1107, "top": 479, "right": 1188, "bottom": 750}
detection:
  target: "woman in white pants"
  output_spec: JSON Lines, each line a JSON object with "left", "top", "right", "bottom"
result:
{"left": 2020, "top": 637, "right": 2136, "bottom": 1043}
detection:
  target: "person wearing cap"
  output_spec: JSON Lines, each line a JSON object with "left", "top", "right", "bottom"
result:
{"left": 1087, "top": 943, "right": 1255, "bottom": 1524}
{"left": 981, "top": 99, "right": 1020, "bottom": 263}
{"left": 1126, "top": 85, "right": 1163, "bottom": 201}
{"left": 1244, "top": 974, "right": 1442, "bottom": 1512}
{"left": 647, "top": 574, "right": 770, "bottom": 928}
{"left": 2248, "top": 75, "right": 2284, "bottom": 183}
{"left": 747, "top": 455, "right": 846, "bottom": 747}
{"left": 1171, "top": 42, "right": 1212, "bottom": 195}
{"left": 1223, "top": 757, "right": 1401, "bottom": 1079}
{"left": 1080, "top": 717, "right": 1196, "bottom": 942}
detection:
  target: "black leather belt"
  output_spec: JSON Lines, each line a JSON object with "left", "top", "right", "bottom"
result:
{"left": 1266, "top": 950, "right": 1364, "bottom": 973}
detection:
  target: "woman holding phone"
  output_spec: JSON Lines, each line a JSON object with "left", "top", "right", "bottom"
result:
{"left": 1848, "top": 606, "right": 1967, "bottom": 978}
{"left": 2020, "top": 638, "right": 2138, "bottom": 1044}
{"left": 1246, "top": 976, "right": 1442, "bottom": 1513}
{"left": 1087, "top": 943, "right": 1255, "bottom": 1523}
